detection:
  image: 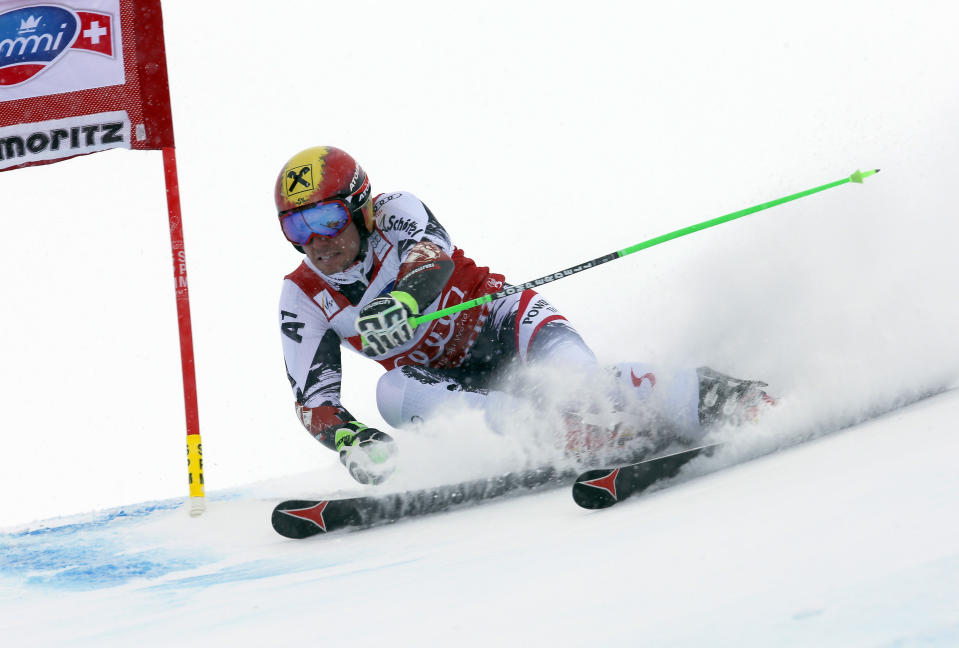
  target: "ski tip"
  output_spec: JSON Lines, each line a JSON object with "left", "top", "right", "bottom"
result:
{"left": 271, "top": 500, "right": 329, "bottom": 539}
{"left": 572, "top": 482, "right": 620, "bottom": 509}
{"left": 571, "top": 443, "right": 719, "bottom": 511}
{"left": 272, "top": 499, "right": 364, "bottom": 538}
{"left": 572, "top": 468, "right": 622, "bottom": 510}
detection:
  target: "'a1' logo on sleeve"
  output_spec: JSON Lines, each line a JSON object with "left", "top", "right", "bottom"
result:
{"left": 0, "top": 5, "right": 115, "bottom": 87}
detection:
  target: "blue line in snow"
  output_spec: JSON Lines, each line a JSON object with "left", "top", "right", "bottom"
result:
{"left": 0, "top": 499, "right": 216, "bottom": 591}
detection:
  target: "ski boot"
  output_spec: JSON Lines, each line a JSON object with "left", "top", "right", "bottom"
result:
{"left": 696, "top": 366, "right": 777, "bottom": 429}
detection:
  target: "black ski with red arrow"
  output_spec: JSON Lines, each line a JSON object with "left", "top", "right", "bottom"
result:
{"left": 571, "top": 443, "right": 720, "bottom": 509}
{"left": 272, "top": 464, "right": 575, "bottom": 538}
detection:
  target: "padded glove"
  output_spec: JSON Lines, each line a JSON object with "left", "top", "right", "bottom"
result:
{"left": 356, "top": 291, "right": 419, "bottom": 357}
{"left": 335, "top": 425, "right": 397, "bottom": 485}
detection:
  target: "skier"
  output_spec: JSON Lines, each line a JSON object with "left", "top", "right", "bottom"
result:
{"left": 276, "top": 146, "right": 773, "bottom": 485}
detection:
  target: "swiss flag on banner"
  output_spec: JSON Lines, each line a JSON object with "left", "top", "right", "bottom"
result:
{"left": 74, "top": 11, "right": 114, "bottom": 57}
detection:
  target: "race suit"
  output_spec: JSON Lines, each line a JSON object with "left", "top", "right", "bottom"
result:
{"left": 278, "top": 191, "right": 648, "bottom": 451}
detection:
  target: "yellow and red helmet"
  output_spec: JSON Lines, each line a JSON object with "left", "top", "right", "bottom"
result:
{"left": 274, "top": 146, "right": 374, "bottom": 238}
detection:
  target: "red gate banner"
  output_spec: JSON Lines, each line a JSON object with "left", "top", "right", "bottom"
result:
{"left": 0, "top": 0, "right": 173, "bottom": 170}
{"left": 0, "top": 0, "right": 205, "bottom": 515}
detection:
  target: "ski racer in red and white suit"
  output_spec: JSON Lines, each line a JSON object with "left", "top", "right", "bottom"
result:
{"left": 276, "top": 147, "right": 774, "bottom": 485}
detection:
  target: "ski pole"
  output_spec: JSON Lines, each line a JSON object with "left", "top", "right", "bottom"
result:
{"left": 408, "top": 168, "right": 879, "bottom": 329}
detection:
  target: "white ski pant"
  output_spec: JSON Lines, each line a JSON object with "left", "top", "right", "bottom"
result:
{"left": 375, "top": 290, "right": 704, "bottom": 439}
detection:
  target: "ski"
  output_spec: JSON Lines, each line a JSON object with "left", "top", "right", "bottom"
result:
{"left": 272, "top": 464, "right": 576, "bottom": 538}
{"left": 571, "top": 443, "right": 720, "bottom": 510}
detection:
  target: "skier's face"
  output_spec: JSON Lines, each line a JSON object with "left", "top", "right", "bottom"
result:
{"left": 303, "top": 220, "right": 361, "bottom": 274}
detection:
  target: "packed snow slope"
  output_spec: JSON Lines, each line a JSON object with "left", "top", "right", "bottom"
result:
{"left": 2, "top": 389, "right": 958, "bottom": 647}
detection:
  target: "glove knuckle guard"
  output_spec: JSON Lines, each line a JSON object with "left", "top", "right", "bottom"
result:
{"left": 356, "top": 295, "right": 414, "bottom": 356}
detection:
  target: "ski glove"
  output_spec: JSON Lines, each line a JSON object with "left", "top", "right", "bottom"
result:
{"left": 356, "top": 291, "right": 419, "bottom": 357}
{"left": 335, "top": 425, "right": 397, "bottom": 485}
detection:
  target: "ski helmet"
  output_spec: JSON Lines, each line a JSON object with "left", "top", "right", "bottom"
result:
{"left": 274, "top": 146, "right": 374, "bottom": 252}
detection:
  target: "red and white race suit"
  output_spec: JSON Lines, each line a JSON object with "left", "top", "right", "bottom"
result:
{"left": 281, "top": 192, "right": 554, "bottom": 448}
{"left": 280, "top": 191, "right": 709, "bottom": 451}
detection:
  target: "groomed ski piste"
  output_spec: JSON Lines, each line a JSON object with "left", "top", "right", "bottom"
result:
{"left": 2, "top": 386, "right": 958, "bottom": 647}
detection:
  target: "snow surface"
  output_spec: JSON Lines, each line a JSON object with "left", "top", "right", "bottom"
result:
{"left": 2, "top": 391, "right": 958, "bottom": 647}
{"left": 1, "top": 0, "right": 958, "bottom": 645}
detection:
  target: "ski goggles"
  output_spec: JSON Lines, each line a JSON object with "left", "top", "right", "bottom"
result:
{"left": 279, "top": 199, "right": 352, "bottom": 246}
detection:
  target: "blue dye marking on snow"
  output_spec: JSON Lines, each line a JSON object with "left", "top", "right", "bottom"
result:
{"left": 23, "top": 551, "right": 205, "bottom": 591}
{"left": 0, "top": 499, "right": 214, "bottom": 591}
{"left": 7, "top": 500, "right": 182, "bottom": 538}
{"left": 1, "top": 492, "right": 425, "bottom": 593}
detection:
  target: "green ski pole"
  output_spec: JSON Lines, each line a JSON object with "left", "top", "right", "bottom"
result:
{"left": 409, "top": 168, "right": 879, "bottom": 329}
